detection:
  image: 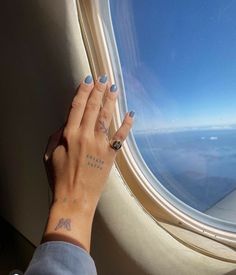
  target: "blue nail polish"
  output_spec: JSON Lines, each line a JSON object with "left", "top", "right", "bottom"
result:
{"left": 110, "top": 84, "right": 117, "bottom": 92}
{"left": 99, "top": 74, "right": 108, "bottom": 84}
{"left": 84, "top": 75, "right": 93, "bottom": 84}
{"left": 129, "top": 111, "right": 135, "bottom": 118}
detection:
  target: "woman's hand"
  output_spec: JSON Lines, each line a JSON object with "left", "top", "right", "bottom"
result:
{"left": 42, "top": 75, "right": 134, "bottom": 252}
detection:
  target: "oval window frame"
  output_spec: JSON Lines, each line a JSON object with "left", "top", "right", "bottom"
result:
{"left": 76, "top": 0, "right": 236, "bottom": 262}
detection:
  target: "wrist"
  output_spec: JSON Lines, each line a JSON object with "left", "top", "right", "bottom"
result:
{"left": 42, "top": 196, "right": 97, "bottom": 252}
{"left": 50, "top": 194, "right": 98, "bottom": 218}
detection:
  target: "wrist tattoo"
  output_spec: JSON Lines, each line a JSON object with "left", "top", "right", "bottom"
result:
{"left": 86, "top": 154, "right": 104, "bottom": 170}
{"left": 54, "top": 218, "right": 71, "bottom": 231}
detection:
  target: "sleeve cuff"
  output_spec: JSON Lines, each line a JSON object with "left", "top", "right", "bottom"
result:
{"left": 25, "top": 241, "right": 97, "bottom": 275}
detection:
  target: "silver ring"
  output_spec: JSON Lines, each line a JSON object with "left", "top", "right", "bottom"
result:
{"left": 110, "top": 139, "right": 122, "bottom": 151}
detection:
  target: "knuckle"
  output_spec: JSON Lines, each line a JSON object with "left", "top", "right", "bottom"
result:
{"left": 105, "top": 93, "right": 116, "bottom": 102}
{"left": 95, "top": 82, "right": 106, "bottom": 93}
{"left": 78, "top": 131, "right": 91, "bottom": 144}
{"left": 124, "top": 119, "right": 132, "bottom": 128}
{"left": 86, "top": 100, "right": 99, "bottom": 111}
{"left": 63, "top": 127, "right": 72, "bottom": 140}
{"left": 72, "top": 96, "right": 83, "bottom": 108}
{"left": 115, "top": 132, "right": 125, "bottom": 141}
{"left": 100, "top": 108, "right": 110, "bottom": 120}
{"left": 79, "top": 82, "right": 94, "bottom": 92}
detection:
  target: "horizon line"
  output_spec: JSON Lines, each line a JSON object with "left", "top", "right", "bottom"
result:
{"left": 134, "top": 124, "right": 236, "bottom": 134}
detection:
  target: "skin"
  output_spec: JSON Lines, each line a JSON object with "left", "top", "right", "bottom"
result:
{"left": 42, "top": 75, "right": 134, "bottom": 253}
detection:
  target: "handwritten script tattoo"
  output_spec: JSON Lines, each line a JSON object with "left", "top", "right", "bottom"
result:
{"left": 98, "top": 120, "right": 108, "bottom": 135}
{"left": 54, "top": 218, "right": 71, "bottom": 231}
{"left": 86, "top": 154, "right": 104, "bottom": 170}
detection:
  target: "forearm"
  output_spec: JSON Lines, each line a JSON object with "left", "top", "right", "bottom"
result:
{"left": 42, "top": 198, "right": 97, "bottom": 253}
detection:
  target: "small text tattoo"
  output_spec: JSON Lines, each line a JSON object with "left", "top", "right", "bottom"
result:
{"left": 54, "top": 218, "right": 71, "bottom": 231}
{"left": 86, "top": 154, "right": 104, "bottom": 170}
{"left": 98, "top": 120, "right": 108, "bottom": 135}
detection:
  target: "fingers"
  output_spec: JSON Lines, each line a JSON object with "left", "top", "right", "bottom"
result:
{"left": 66, "top": 75, "right": 94, "bottom": 131}
{"left": 65, "top": 75, "right": 133, "bottom": 147}
{"left": 80, "top": 75, "right": 108, "bottom": 132}
{"left": 95, "top": 84, "right": 118, "bottom": 135}
{"left": 109, "top": 111, "right": 135, "bottom": 153}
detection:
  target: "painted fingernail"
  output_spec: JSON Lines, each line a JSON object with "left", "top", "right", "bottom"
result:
{"left": 84, "top": 75, "right": 93, "bottom": 84}
{"left": 99, "top": 74, "right": 108, "bottom": 84}
{"left": 129, "top": 111, "right": 135, "bottom": 118}
{"left": 110, "top": 84, "right": 117, "bottom": 92}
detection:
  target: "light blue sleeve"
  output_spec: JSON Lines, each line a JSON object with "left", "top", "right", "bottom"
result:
{"left": 24, "top": 241, "right": 97, "bottom": 275}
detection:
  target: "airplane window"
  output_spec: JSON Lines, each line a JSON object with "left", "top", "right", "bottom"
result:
{"left": 110, "top": 0, "right": 236, "bottom": 224}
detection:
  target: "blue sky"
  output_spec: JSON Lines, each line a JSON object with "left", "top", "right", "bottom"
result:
{"left": 110, "top": 0, "right": 236, "bottom": 131}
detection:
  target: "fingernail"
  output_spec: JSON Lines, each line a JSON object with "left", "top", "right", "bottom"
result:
{"left": 99, "top": 74, "right": 108, "bottom": 84}
{"left": 129, "top": 111, "right": 135, "bottom": 118}
{"left": 84, "top": 75, "right": 93, "bottom": 84}
{"left": 110, "top": 84, "right": 117, "bottom": 92}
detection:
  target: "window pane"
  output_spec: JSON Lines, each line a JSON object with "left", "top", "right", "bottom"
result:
{"left": 110, "top": 0, "right": 236, "bottom": 223}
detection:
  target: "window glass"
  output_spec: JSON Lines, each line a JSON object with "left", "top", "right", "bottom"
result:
{"left": 110, "top": 0, "right": 236, "bottom": 223}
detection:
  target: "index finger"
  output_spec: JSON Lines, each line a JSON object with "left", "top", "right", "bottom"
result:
{"left": 66, "top": 75, "right": 94, "bottom": 131}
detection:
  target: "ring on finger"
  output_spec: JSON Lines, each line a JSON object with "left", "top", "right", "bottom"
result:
{"left": 109, "top": 139, "right": 122, "bottom": 151}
